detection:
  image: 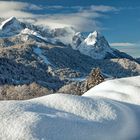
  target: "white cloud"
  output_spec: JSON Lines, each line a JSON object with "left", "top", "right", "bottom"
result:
{"left": 35, "top": 5, "right": 117, "bottom": 31}
{"left": 45, "top": 5, "right": 64, "bottom": 10}
{"left": 0, "top": 1, "right": 28, "bottom": 11}
{"left": 90, "top": 5, "right": 118, "bottom": 12}
{"left": 110, "top": 42, "right": 136, "bottom": 47}
{"left": 29, "top": 4, "right": 42, "bottom": 10}
{"left": 36, "top": 12, "right": 101, "bottom": 31}
{"left": 0, "top": 1, "right": 41, "bottom": 18}
{"left": 110, "top": 42, "right": 140, "bottom": 57}
{"left": 0, "top": 10, "right": 34, "bottom": 18}
{"left": 0, "top": 1, "right": 117, "bottom": 32}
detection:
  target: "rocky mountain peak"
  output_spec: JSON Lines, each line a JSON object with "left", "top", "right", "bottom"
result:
{"left": 0, "top": 17, "right": 18, "bottom": 29}
{"left": 84, "top": 31, "right": 102, "bottom": 46}
{"left": 0, "top": 16, "right": 25, "bottom": 36}
{"left": 76, "top": 31, "right": 114, "bottom": 59}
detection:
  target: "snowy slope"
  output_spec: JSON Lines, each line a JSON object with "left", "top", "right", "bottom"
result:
{"left": 84, "top": 76, "right": 140, "bottom": 105}
{"left": 33, "top": 46, "right": 52, "bottom": 65}
{"left": 0, "top": 17, "right": 56, "bottom": 45}
{"left": 0, "top": 76, "right": 140, "bottom": 140}
{"left": 20, "top": 28, "right": 57, "bottom": 45}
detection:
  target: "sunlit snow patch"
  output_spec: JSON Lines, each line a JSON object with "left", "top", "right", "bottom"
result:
{"left": 33, "top": 47, "right": 51, "bottom": 65}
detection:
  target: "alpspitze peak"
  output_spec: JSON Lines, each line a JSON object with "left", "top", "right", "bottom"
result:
{"left": 0, "top": 16, "right": 25, "bottom": 36}
{"left": 4, "top": 16, "right": 17, "bottom": 22}
{"left": 8, "top": 16, "right": 17, "bottom": 21}
{"left": 0, "top": 16, "right": 19, "bottom": 30}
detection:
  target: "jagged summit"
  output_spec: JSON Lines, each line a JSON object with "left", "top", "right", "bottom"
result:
{"left": 0, "top": 17, "right": 135, "bottom": 61}
{"left": 84, "top": 31, "right": 102, "bottom": 46}
{"left": 0, "top": 16, "right": 21, "bottom": 30}
{"left": 0, "top": 16, "right": 25, "bottom": 36}
{"left": 75, "top": 31, "right": 114, "bottom": 59}
{"left": 75, "top": 30, "right": 135, "bottom": 60}
{"left": 0, "top": 17, "right": 13, "bottom": 29}
{"left": 89, "top": 30, "right": 101, "bottom": 38}
{"left": 72, "top": 30, "right": 134, "bottom": 60}
{"left": 92, "top": 30, "right": 99, "bottom": 36}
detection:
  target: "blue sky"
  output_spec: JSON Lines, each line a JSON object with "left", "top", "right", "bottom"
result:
{"left": 0, "top": 0, "right": 140, "bottom": 57}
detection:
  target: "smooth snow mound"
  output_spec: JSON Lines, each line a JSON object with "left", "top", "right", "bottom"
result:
{"left": 84, "top": 76, "right": 140, "bottom": 105}
{"left": 0, "top": 76, "right": 140, "bottom": 140}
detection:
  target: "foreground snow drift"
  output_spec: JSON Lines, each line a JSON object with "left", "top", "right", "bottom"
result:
{"left": 84, "top": 76, "right": 140, "bottom": 105}
{"left": 1, "top": 76, "right": 140, "bottom": 140}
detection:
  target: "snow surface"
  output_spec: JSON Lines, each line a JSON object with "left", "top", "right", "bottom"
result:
{"left": 21, "top": 28, "right": 56, "bottom": 44}
{"left": 84, "top": 76, "right": 140, "bottom": 105}
{"left": 21, "top": 28, "right": 38, "bottom": 36}
{"left": 33, "top": 47, "right": 51, "bottom": 65}
{"left": 84, "top": 31, "right": 100, "bottom": 45}
{"left": 0, "top": 76, "right": 140, "bottom": 140}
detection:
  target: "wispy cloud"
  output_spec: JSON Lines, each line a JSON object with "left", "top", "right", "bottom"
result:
{"left": 36, "top": 11, "right": 102, "bottom": 31}
{"left": 0, "top": 1, "right": 117, "bottom": 32}
{"left": 0, "top": 1, "right": 27, "bottom": 11}
{"left": 110, "top": 42, "right": 140, "bottom": 58}
{"left": 89, "top": 5, "right": 117, "bottom": 12}
{"left": 44, "top": 5, "right": 64, "bottom": 10}
{"left": 110, "top": 42, "right": 136, "bottom": 47}
{"left": 36, "top": 5, "right": 117, "bottom": 31}
{"left": 0, "top": 1, "right": 41, "bottom": 18}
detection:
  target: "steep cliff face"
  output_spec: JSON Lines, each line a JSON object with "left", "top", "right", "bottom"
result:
{"left": 77, "top": 31, "right": 114, "bottom": 59}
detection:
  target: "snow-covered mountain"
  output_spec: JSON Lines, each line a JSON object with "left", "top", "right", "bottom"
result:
{"left": 77, "top": 31, "right": 114, "bottom": 59}
{"left": 0, "top": 17, "right": 140, "bottom": 99}
{"left": 0, "top": 16, "right": 25, "bottom": 37}
{"left": 73, "top": 31, "right": 134, "bottom": 60}
{"left": 0, "top": 17, "right": 135, "bottom": 59}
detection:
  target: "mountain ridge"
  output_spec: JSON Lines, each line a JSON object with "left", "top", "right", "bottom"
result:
{"left": 0, "top": 17, "right": 140, "bottom": 99}
{"left": 0, "top": 17, "right": 136, "bottom": 59}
